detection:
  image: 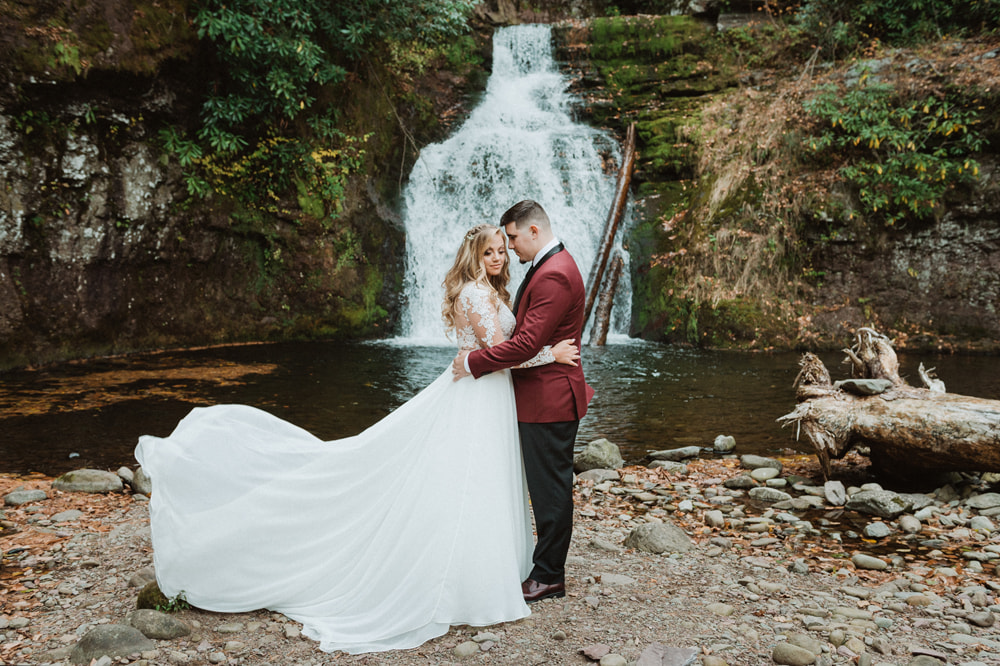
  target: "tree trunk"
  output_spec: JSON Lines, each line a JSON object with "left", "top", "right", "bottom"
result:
{"left": 583, "top": 122, "right": 636, "bottom": 327}
{"left": 588, "top": 251, "right": 624, "bottom": 346}
{"left": 778, "top": 328, "right": 1000, "bottom": 479}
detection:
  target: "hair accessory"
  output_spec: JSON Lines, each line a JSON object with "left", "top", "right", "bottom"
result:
{"left": 465, "top": 225, "right": 492, "bottom": 241}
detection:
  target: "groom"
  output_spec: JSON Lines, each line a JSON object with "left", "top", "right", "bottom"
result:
{"left": 453, "top": 199, "right": 593, "bottom": 603}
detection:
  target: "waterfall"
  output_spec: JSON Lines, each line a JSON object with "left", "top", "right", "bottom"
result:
{"left": 398, "top": 24, "right": 630, "bottom": 344}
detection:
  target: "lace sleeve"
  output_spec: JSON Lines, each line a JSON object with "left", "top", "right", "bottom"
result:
{"left": 514, "top": 346, "right": 556, "bottom": 368}
{"left": 457, "top": 284, "right": 507, "bottom": 350}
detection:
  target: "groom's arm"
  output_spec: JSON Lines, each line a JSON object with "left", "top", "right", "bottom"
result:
{"left": 468, "top": 270, "right": 571, "bottom": 378}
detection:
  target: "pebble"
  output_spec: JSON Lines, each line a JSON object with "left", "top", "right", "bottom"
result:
{"left": 750, "top": 467, "right": 779, "bottom": 481}
{"left": 599, "top": 655, "right": 627, "bottom": 666}
{"left": 454, "top": 641, "right": 479, "bottom": 657}
{"left": 864, "top": 522, "right": 892, "bottom": 538}
{"left": 772, "top": 641, "right": 817, "bottom": 665}
{"left": 852, "top": 553, "right": 888, "bottom": 570}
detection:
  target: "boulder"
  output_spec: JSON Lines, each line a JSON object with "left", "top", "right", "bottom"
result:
{"left": 624, "top": 522, "right": 693, "bottom": 554}
{"left": 52, "top": 469, "right": 123, "bottom": 494}
{"left": 126, "top": 609, "right": 191, "bottom": 639}
{"left": 846, "top": 489, "right": 912, "bottom": 518}
{"left": 132, "top": 466, "right": 153, "bottom": 496}
{"left": 69, "top": 625, "right": 155, "bottom": 664}
{"left": 574, "top": 439, "right": 624, "bottom": 472}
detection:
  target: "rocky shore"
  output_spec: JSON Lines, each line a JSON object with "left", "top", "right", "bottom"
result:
{"left": 3, "top": 448, "right": 1000, "bottom": 666}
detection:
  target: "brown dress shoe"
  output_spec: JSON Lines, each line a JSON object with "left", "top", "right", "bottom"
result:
{"left": 521, "top": 578, "right": 565, "bottom": 603}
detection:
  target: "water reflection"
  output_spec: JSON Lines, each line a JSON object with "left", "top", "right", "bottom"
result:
{"left": 1, "top": 340, "right": 997, "bottom": 476}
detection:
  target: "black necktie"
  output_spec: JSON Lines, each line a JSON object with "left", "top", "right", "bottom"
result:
{"left": 512, "top": 243, "right": 564, "bottom": 316}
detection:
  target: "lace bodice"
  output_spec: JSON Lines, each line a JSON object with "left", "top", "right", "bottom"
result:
{"left": 453, "top": 282, "right": 554, "bottom": 368}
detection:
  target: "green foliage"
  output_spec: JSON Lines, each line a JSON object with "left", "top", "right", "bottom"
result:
{"left": 156, "top": 591, "right": 191, "bottom": 613}
{"left": 805, "top": 77, "right": 983, "bottom": 225}
{"left": 193, "top": 0, "right": 475, "bottom": 144}
{"left": 795, "top": 0, "right": 1000, "bottom": 54}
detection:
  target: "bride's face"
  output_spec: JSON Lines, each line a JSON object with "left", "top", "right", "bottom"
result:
{"left": 482, "top": 232, "right": 507, "bottom": 277}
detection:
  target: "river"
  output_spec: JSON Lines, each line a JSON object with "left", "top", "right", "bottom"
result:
{"left": 2, "top": 339, "right": 997, "bottom": 476}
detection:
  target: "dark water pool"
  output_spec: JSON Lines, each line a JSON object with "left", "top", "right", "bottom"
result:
{"left": 1, "top": 339, "right": 998, "bottom": 476}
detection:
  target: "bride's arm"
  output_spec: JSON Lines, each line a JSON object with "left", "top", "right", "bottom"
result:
{"left": 459, "top": 286, "right": 508, "bottom": 349}
{"left": 459, "top": 285, "right": 576, "bottom": 366}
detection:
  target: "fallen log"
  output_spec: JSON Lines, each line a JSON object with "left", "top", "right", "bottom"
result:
{"left": 778, "top": 328, "right": 1000, "bottom": 480}
{"left": 583, "top": 122, "right": 636, "bottom": 327}
{"left": 588, "top": 251, "right": 624, "bottom": 347}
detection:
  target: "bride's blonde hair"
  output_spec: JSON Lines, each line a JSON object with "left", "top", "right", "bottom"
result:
{"left": 442, "top": 224, "right": 511, "bottom": 333}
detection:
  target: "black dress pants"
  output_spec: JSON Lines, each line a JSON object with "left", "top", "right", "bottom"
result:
{"left": 518, "top": 420, "right": 579, "bottom": 585}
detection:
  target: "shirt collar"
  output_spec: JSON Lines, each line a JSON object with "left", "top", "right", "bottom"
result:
{"left": 533, "top": 238, "right": 561, "bottom": 268}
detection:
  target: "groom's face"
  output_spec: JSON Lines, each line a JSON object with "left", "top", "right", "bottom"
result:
{"left": 503, "top": 221, "right": 539, "bottom": 265}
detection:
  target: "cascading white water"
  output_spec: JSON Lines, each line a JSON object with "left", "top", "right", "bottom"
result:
{"left": 399, "top": 24, "right": 630, "bottom": 344}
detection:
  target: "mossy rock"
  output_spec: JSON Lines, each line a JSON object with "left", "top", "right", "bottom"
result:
{"left": 136, "top": 580, "right": 169, "bottom": 610}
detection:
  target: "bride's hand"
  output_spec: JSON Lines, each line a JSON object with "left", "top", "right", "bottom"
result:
{"left": 551, "top": 339, "right": 579, "bottom": 366}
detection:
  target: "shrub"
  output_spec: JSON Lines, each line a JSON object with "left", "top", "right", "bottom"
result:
{"left": 804, "top": 76, "right": 983, "bottom": 225}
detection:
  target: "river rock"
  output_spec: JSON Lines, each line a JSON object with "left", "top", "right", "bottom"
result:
{"left": 772, "top": 641, "right": 817, "bottom": 665}
{"left": 574, "top": 439, "right": 624, "bottom": 472}
{"left": 50, "top": 509, "right": 84, "bottom": 522}
{"left": 132, "top": 466, "right": 153, "bottom": 496}
{"left": 786, "top": 632, "right": 822, "bottom": 655}
{"left": 635, "top": 643, "right": 698, "bottom": 666}
{"left": 648, "top": 460, "right": 689, "bottom": 474}
{"left": 750, "top": 467, "right": 779, "bottom": 481}
{"left": 966, "top": 492, "right": 1000, "bottom": 509}
{"left": 577, "top": 469, "right": 620, "bottom": 483}
{"left": 713, "top": 435, "right": 736, "bottom": 453}
{"left": 599, "top": 654, "right": 627, "bottom": 666}
{"left": 126, "top": 609, "right": 192, "bottom": 639}
{"left": 454, "top": 640, "right": 479, "bottom": 657}
{"left": 649, "top": 446, "right": 701, "bottom": 462}
{"left": 52, "top": 469, "right": 123, "bottom": 494}
{"left": 623, "top": 522, "right": 693, "bottom": 554}
{"left": 704, "top": 510, "right": 725, "bottom": 527}
{"left": 749, "top": 487, "right": 792, "bottom": 503}
{"left": 4, "top": 489, "right": 48, "bottom": 506}
{"left": 835, "top": 378, "right": 893, "bottom": 395}
{"left": 968, "top": 611, "right": 996, "bottom": 627}
{"left": 852, "top": 553, "right": 888, "bottom": 570}
{"left": 899, "top": 514, "right": 922, "bottom": 533}
{"left": 846, "top": 489, "right": 911, "bottom": 518}
{"left": 863, "top": 521, "right": 891, "bottom": 538}
{"left": 740, "top": 454, "right": 782, "bottom": 471}
{"left": 724, "top": 475, "right": 756, "bottom": 489}
{"left": 970, "top": 515, "right": 995, "bottom": 532}
{"left": 824, "top": 480, "right": 847, "bottom": 506}
{"left": 117, "top": 466, "right": 134, "bottom": 484}
{"left": 69, "top": 624, "right": 155, "bottom": 664}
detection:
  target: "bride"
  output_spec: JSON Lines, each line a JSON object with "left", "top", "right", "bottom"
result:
{"left": 135, "top": 223, "right": 579, "bottom": 654}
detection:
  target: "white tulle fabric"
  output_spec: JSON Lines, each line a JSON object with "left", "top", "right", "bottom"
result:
{"left": 135, "top": 282, "right": 534, "bottom": 654}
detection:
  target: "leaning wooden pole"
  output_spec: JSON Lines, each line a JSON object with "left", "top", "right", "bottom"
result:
{"left": 588, "top": 252, "right": 625, "bottom": 346}
{"left": 583, "top": 122, "right": 636, "bottom": 327}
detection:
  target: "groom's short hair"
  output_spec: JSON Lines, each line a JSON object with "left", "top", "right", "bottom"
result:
{"left": 501, "top": 200, "right": 551, "bottom": 231}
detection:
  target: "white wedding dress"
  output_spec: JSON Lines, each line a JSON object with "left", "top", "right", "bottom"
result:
{"left": 135, "top": 283, "right": 554, "bottom": 654}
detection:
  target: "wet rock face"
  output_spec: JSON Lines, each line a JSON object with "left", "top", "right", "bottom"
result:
{"left": 0, "top": 76, "right": 405, "bottom": 368}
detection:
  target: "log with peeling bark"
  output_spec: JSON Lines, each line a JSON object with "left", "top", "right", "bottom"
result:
{"left": 778, "top": 327, "right": 1000, "bottom": 480}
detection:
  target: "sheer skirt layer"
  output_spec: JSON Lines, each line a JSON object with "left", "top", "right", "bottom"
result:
{"left": 135, "top": 368, "right": 533, "bottom": 654}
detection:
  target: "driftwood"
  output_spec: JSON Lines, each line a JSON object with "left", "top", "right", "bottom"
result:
{"left": 583, "top": 122, "right": 636, "bottom": 327}
{"left": 588, "top": 251, "right": 624, "bottom": 346}
{"left": 778, "top": 327, "right": 1000, "bottom": 480}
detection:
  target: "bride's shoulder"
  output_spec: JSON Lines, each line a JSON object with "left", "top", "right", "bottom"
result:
{"left": 458, "top": 281, "right": 499, "bottom": 309}
{"left": 459, "top": 281, "right": 491, "bottom": 299}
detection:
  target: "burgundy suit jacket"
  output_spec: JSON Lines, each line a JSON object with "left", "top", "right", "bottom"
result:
{"left": 468, "top": 248, "right": 594, "bottom": 423}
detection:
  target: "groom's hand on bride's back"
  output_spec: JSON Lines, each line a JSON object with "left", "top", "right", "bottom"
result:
{"left": 452, "top": 350, "right": 472, "bottom": 381}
